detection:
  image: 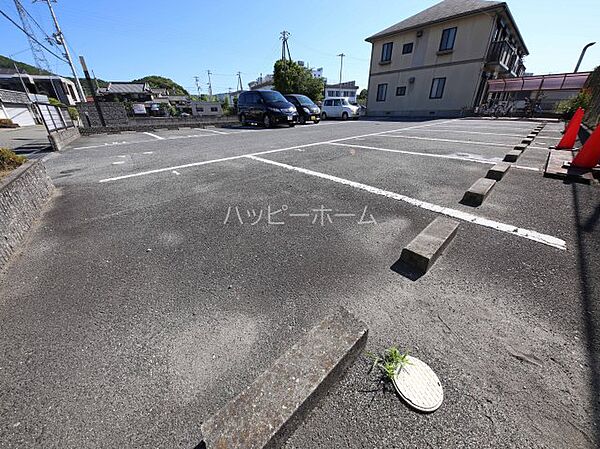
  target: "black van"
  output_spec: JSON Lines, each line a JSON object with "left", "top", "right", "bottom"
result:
{"left": 284, "top": 94, "right": 321, "bottom": 124}
{"left": 237, "top": 90, "right": 298, "bottom": 127}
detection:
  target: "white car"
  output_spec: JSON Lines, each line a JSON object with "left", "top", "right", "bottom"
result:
{"left": 321, "top": 97, "right": 360, "bottom": 120}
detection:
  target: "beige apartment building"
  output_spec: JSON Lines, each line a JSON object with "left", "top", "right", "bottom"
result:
{"left": 365, "top": 0, "right": 528, "bottom": 117}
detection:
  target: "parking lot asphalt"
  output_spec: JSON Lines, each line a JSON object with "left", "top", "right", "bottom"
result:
{"left": 1, "top": 118, "right": 599, "bottom": 448}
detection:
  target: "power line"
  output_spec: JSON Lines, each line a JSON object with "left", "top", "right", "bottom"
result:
{"left": 0, "top": 7, "right": 68, "bottom": 63}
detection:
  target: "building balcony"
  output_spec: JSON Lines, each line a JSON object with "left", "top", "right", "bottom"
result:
{"left": 485, "top": 41, "right": 524, "bottom": 77}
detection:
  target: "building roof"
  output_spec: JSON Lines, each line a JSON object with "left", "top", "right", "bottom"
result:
{"left": 366, "top": 0, "right": 526, "bottom": 46}
{"left": 105, "top": 82, "right": 149, "bottom": 94}
{"left": 325, "top": 81, "right": 359, "bottom": 90}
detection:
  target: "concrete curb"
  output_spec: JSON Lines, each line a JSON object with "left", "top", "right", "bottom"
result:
{"left": 521, "top": 137, "right": 534, "bottom": 145}
{"left": 397, "top": 217, "right": 459, "bottom": 274}
{"left": 0, "top": 159, "right": 54, "bottom": 270}
{"left": 200, "top": 308, "right": 368, "bottom": 449}
{"left": 486, "top": 162, "right": 511, "bottom": 181}
{"left": 461, "top": 177, "right": 496, "bottom": 206}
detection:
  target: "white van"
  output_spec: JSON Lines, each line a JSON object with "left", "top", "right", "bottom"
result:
{"left": 321, "top": 97, "right": 360, "bottom": 120}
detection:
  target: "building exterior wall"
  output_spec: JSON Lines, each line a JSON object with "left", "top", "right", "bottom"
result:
{"left": 366, "top": 12, "right": 497, "bottom": 117}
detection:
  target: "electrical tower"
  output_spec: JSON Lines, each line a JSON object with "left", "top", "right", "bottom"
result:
{"left": 280, "top": 30, "right": 291, "bottom": 62}
{"left": 13, "top": 0, "right": 51, "bottom": 72}
{"left": 206, "top": 70, "right": 213, "bottom": 98}
{"left": 35, "top": 0, "right": 86, "bottom": 102}
{"left": 194, "top": 76, "right": 201, "bottom": 96}
{"left": 236, "top": 72, "right": 243, "bottom": 91}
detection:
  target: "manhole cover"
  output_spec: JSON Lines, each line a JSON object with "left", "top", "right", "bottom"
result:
{"left": 393, "top": 355, "right": 443, "bottom": 412}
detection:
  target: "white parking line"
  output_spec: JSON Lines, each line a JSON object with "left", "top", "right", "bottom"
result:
{"left": 408, "top": 128, "right": 524, "bottom": 138}
{"left": 98, "top": 120, "right": 459, "bottom": 183}
{"left": 245, "top": 155, "right": 565, "bottom": 250}
{"left": 112, "top": 161, "right": 125, "bottom": 165}
{"left": 143, "top": 132, "right": 165, "bottom": 140}
{"left": 329, "top": 142, "right": 540, "bottom": 172}
{"left": 377, "top": 134, "right": 514, "bottom": 148}
{"left": 200, "top": 128, "right": 230, "bottom": 135}
{"left": 329, "top": 142, "right": 502, "bottom": 165}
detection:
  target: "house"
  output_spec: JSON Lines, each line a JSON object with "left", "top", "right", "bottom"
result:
{"left": 248, "top": 74, "right": 274, "bottom": 91}
{"left": 365, "top": 0, "right": 528, "bottom": 117}
{"left": 325, "top": 81, "right": 360, "bottom": 102}
{"left": 0, "top": 88, "right": 38, "bottom": 126}
{"left": 0, "top": 68, "right": 82, "bottom": 105}
{"left": 191, "top": 101, "right": 222, "bottom": 116}
{"left": 97, "top": 82, "right": 153, "bottom": 102}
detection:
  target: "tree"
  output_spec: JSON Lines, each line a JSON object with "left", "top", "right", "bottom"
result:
{"left": 273, "top": 60, "right": 325, "bottom": 102}
{"left": 132, "top": 75, "right": 189, "bottom": 96}
{"left": 357, "top": 89, "right": 368, "bottom": 106}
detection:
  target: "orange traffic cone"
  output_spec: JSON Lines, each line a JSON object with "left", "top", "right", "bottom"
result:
{"left": 556, "top": 108, "right": 584, "bottom": 149}
{"left": 562, "top": 107, "right": 581, "bottom": 134}
{"left": 572, "top": 126, "right": 600, "bottom": 169}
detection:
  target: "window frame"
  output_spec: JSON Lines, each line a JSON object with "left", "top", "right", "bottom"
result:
{"left": 376, "top": 83, "right": 388, "bottom": 102}
{"left": 396, "top": 86, "right": 407, "bottom": 96}
{"left": 381, "top": 42, "right": 393, "bottom": 62}
{"left": 429, "top": 77, "right": 446, "bottom": 99}
{"left": 439, "top": 27, "right": 457, "bottom": 51}
{"left": 402, "top": 43, "right": 414, "bottom": 54}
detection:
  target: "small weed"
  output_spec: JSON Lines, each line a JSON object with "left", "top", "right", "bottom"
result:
{"left": 367, "top": 346, "right": 412, "bottom": 382}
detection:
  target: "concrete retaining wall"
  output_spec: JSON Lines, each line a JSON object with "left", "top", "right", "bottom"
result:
{"left": 48, "top": 126, "right": 81, "bottom": 151}
{"left": 79, "top": 116, "right": 238, "bottom": 135}
{"left": 0, "top": 160, "right": 54, "bottom": 270}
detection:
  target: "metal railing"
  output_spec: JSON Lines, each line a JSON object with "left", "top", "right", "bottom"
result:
{"left": 37, "top": 103, "right": 75, "bottom": 132}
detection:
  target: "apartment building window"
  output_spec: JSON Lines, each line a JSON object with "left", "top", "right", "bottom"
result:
{"left": 211, "top": 107, "right": 218, "bottom": 112}
{"left": 376, "top": 83, "right": 387, "bottom": 101}
{"left": 381, "top": 42, "right": 393, "bottom": 62}
{"left": 402, "top": 43, "right": 413, "bottom": 54}
{"left": 439, "top": 27, "right": 457, "bottom": 51}
{"left": 396, "top": 86, "right": 407, "bottom": 96}
{"left": 429, "top": 77, "right": 446, "bottom": 99}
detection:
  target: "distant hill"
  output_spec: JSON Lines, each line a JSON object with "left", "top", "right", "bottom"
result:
{"left": 132, "top": 75, "right": 189, "bottom": 96}
{"left": 0, "top": 54, "right": 53, "bottom": 76}
{"left": 1, "top": 55, "right": 187, "bottom": 97}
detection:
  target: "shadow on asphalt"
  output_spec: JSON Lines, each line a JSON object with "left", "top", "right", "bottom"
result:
{"left": 389, "top": 258, "right": 425, "bottom": 281}
{"left": 571, "top": 183, "right": 600, "bottom": 449}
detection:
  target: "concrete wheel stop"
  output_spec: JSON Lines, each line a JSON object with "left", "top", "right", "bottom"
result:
{"left": 199, "top": 308, "right": 368, "bottom": 449}
{"left": 461, "top": 177, "right": 496, "bottom": 206}
{"left": 392, "top": 217, "right": 459, "bottom": 279}
{"left": 486, "top": 162, "right": 511, "bottom": 181}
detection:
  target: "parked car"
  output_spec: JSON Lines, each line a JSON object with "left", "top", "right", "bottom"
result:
{"left": 321, "top": 97, "right": 360, "bottom": 120}
{"left": 237, "top": 90, "right": 298, "bottom": 127}
{"left": 284, "top": 94, "right": 321, "bottom": 124}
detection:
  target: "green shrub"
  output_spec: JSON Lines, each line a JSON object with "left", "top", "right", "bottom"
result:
{"left": 556, "top": 89, "right": 593, "bottom": 119}
{"left": 0, "top": 147, "right": 27, "bottom": 171}
{"left": 67, "top": 106, "right": 79, "bottom": 121}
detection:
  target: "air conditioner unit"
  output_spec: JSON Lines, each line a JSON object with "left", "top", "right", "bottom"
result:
{"left": 416, "top": 30, "right": 423, "bottom": 37}
{"left": 408, "top": 77, "right": 416, "bottom": 84}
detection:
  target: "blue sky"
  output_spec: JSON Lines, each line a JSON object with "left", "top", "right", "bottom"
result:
{"left": 1, "top": 0, "right": 599, "bottom": 95}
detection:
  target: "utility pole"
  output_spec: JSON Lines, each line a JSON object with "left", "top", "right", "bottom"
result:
{"left": 337, "top": 53, "right": 345, "bottom": 89}
{"left": 280, "top": 30, "right": 291, "bottom": 62}
{"left": 206, "top": 70, "right": 213, "bottom": 99}
{"left": 37, "top": 0, "right": 86, "bottom": 102}
{"left": 194, "top": 76, "right": 202, "bottom": 97}
{"left": 237, "top": 71, "right": 243, "bottom": 91}
{"left": 79, "top": 55, "right": 105, "bottom": 126}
